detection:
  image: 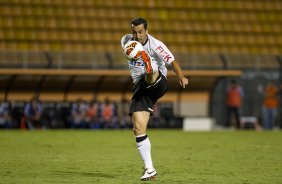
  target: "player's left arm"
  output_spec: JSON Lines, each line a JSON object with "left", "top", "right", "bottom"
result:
{"left": 171, "top": 61, "right": 189, "bottom": 88}
{"left": 153, "top": 40, "right": 188, "bottom": 88}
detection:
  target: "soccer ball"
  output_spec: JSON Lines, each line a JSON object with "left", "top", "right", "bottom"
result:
{"left": 123, "top": 40, "right": 144, "bottom": 60}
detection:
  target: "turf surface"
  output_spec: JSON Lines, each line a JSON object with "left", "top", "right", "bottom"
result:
{"left": 0, "top": 129, "right": 281, "bottom": 184}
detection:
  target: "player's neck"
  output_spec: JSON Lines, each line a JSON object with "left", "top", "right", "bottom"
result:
{"left": 142, "top": 36, "right": 148, "bottom": 46}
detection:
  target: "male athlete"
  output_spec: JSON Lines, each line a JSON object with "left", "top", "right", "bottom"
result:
{"left": 121, "top": 17, "right": 188, "bottom": 181}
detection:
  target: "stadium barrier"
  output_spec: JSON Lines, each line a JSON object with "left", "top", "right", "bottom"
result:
{"left": 183, "top": 118, "right": 215, "bottom": 131}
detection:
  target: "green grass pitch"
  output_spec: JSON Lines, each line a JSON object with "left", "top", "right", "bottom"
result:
{"left": 0, "top": 129, "right": 281, "bottom": 184}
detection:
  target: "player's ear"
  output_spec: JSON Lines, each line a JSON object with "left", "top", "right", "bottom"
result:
{"left": 146, "top": 29, "right": 148, "bottom": 34}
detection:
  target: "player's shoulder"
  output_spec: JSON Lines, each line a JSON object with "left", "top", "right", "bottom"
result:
{"left": 147, "top": 34, "right": 163, "bottom": 45}
{"left": 147, "top": 34, "right": 168, "bottom": 49}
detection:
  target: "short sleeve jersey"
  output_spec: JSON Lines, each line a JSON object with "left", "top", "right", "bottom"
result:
{"left": 121, "top": 34, "right": 175, "bottom": 84}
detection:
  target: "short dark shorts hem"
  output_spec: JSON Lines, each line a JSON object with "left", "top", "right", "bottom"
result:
{"left": 129, "top": 72, "right": 168, "bottom": 116}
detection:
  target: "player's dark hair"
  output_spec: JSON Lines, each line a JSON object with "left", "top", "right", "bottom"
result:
{"left": 131, "top": 17, "right": 148, "bottom": 30}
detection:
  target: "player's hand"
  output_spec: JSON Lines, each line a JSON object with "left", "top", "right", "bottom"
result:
{"left": 179, "top": 77, "right": 189, "bottom": 88}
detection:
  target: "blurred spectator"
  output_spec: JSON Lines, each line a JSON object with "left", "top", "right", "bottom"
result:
{"left": 24, "top": 97, "right": 43, "bottom": 129}
{"left": 70, "top": 98, "right": 88, "bottom": 129}
{"left": 262, "top": 81, "right": 278, "bottom": 130}
{"left": 0, "top": 100, "right": 12, "bottom": 128}
{"left": 225, "top": 80, "right": 244, "bottom": 129}
{"left": 86, "top": 99, "right": 100, "bottom": 129}
{"left": 118, "top": 97, "right": 131, "bottom": 129}
{"left": 100, "top": 98, "right": 118, "bottom": 128}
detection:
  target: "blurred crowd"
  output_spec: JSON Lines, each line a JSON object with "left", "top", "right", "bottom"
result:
{"left": 1, "top": 80, "right": 282, "bottom": 131}
{"left": 225, "top": 80, "right": 282, "bottom": 131}
{"left": 0, "top": 97, "right": 179, "bottom": 130}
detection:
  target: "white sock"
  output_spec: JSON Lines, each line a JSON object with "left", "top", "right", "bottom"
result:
{"left": 136, "top": 134, "right": 154, "bottom": 169}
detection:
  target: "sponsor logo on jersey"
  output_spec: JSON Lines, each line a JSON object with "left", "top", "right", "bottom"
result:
{"left": 156, "top": 46, "right": 172, "bottom": 62}
{"left": 129, "top": 60, "right": 144, "bottom": 67}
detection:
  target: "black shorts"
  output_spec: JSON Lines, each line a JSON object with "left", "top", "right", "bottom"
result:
{"left": 129, "top": 72, "right": 168, "bottom": 116}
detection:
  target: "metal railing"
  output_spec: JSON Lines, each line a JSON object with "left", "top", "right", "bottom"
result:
{"left": 0, "top": 51, "right": 280, "bottom": 71}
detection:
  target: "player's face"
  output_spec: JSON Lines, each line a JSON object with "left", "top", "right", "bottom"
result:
{"left": 131, "top": 24, "right": 147, "bottom": 45}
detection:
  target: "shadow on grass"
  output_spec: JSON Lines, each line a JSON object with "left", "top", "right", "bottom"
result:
{"left": 53, "top": 170, "right": 115, "bottom": 178}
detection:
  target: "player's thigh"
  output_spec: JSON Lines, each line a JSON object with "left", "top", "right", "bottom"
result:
{"left": 149, "top": 81, "right": 168, "bottom": 103}
{"left": 132, "top": 111, "right": 150, "bottom": 135}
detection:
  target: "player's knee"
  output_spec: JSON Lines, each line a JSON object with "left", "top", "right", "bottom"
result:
{"left": 132, "top": 127, "right": 137, "bottom": 135}
{"left": 145, "top": 71, "right": 159, "bottom": 84}
{"left": 133, "top": 125, "right": 145, "bottom": 136}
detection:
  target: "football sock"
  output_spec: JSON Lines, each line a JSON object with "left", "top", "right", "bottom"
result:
{"left": 136, "top": 134, "right": 154, "bottom": 169}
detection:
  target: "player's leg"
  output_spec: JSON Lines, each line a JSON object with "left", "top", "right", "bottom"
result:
{"left": 141, "top": 51, "right": 159, "bottom": 84}
{"left": 132, "top": 111, "right": 157, "bottom": 181}
{"left": 132, "top": 111, "right": 150, "bottom": 136}
{"left": 145, "top": 71, "right": 159, "bottom": 85}
{"left": 129, "top": 73, "right": 167, "bottom": 181}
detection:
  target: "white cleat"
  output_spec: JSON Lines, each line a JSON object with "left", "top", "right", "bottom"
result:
{"left": 140, "top": 168, "right": 157, "bottom": 181}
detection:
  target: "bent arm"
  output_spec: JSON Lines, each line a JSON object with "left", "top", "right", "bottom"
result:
{"left": 171, "top": 61, "right": 189, "bottom": 88}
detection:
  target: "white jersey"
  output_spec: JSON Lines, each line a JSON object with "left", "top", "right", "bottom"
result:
{"left": 121, "top": 34, "right": 175, "bottom": 84}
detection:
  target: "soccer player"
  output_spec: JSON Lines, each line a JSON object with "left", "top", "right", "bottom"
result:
{"left": 121, "top": 17, "right": 188, "bottom": 181}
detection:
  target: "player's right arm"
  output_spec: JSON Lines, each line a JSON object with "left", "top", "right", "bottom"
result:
{"left": 121, "top": 34, "right": 133, "bottom": 50}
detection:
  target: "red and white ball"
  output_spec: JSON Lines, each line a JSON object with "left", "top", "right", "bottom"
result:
{"left": 123, "top": 41, "right": 144, "bottom": 60}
